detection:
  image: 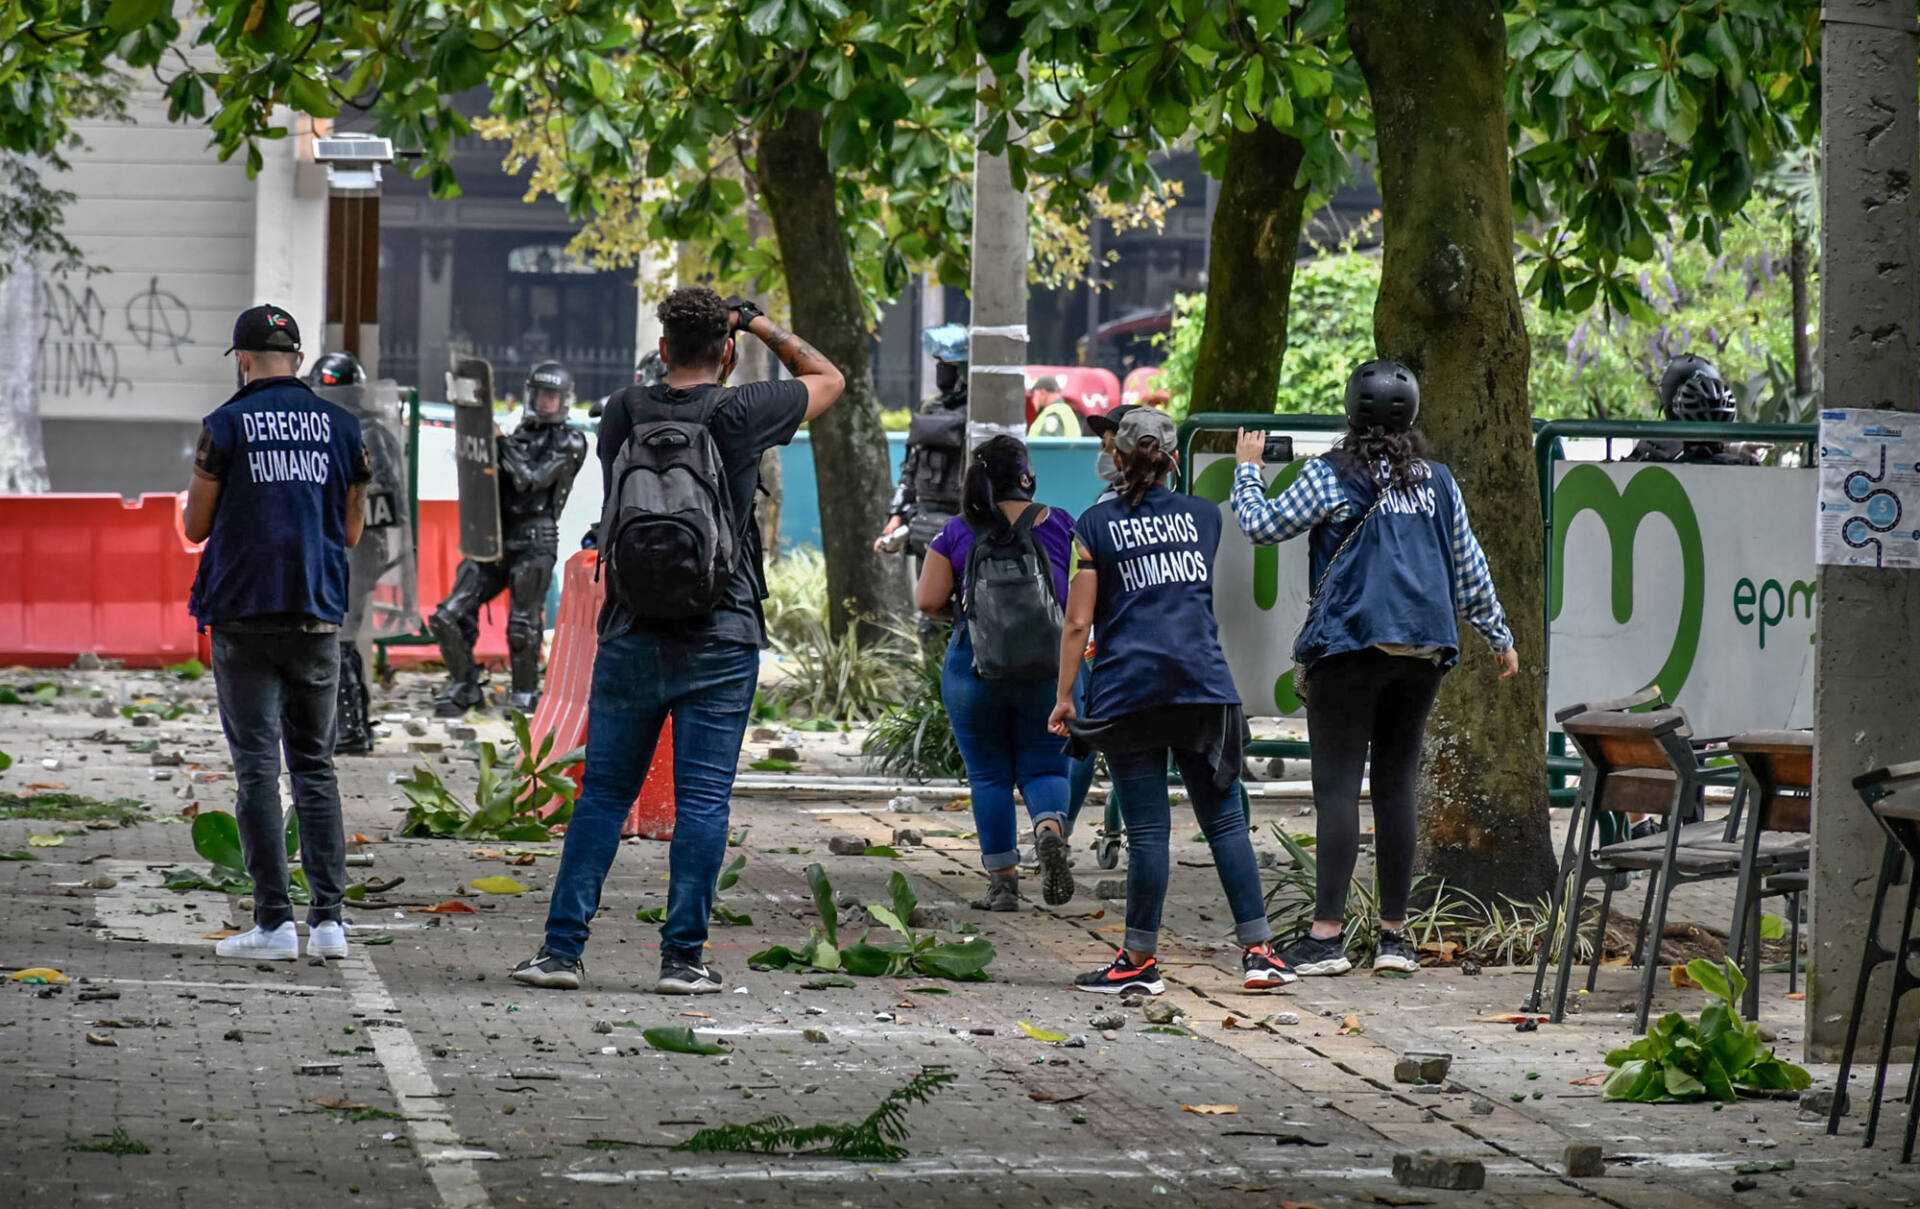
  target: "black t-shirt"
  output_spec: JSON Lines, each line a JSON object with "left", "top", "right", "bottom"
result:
{"left": 596, "top": 378, "right": 809, "bottom": 648}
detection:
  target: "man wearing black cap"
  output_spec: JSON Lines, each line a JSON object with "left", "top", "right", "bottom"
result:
{"left": 184, "top": 305, "right": 372, "bottom": 963}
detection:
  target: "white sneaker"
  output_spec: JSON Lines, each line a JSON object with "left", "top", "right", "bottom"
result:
{"left": 215, "top": 922, "right": 299, "bottom": 961}
{"left": 309, "top": 920, "right": 348, "bottom": 959}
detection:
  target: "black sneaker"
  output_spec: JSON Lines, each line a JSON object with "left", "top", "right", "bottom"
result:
{"left": 1275, "top": 932, "right": 1353, "bottom": 977}
{"left": 656, "top": 955, "right": 722, "bottom": 995}
{"left": 1242, "top": 944, "right": 1298, "bottom": 989}
{"left": 1036, "top": 827, "right": 1075, "bottom": 906}
{"left": 1074, "top": 951, "right": 1165, "bottom": 995}
{"left": 509, "top": 948, "right": 583, "bottom": 990}
{"left": 1373, "top": 929, "right": 1419, "bottom": 973}
{"left": 971, "top": 875, "right": 1020, "bottom": 912}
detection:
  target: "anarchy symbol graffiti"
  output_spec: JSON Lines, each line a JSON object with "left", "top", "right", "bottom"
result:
{"left": 124, "top": 276, "right": 193, "bottom": 362}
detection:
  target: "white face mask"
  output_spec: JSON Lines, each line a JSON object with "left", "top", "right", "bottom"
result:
{"left": 1095, "top": 449, "right": 1121, "bottom": 484}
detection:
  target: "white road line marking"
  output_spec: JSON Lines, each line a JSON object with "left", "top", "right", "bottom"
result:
{"left": 338, "top": 951, "right": 493, "bottom": 1209}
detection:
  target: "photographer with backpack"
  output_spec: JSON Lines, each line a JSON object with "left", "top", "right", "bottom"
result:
{"left": 916, "top": 436, "right": 1078, "bottom": 910}
{"left": 1048, "top": 408, "right": 1290, "bottom": 995}
{"left": 513, "top": 287, "right": 844, "bottom": 994}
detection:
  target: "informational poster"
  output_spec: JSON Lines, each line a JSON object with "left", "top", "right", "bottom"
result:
{"left": 1817, "top": 408, "right": 1920, "bottom": 569}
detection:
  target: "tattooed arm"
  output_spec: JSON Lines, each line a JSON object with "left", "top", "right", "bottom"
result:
{"left": 740, "top": 314, "right": 845, "bottom": 420}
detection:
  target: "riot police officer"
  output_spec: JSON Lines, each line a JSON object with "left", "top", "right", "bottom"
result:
{"left": 876, "top": 324, "right": 969, "bottom": 556}
{"left": 1625, "top": 354, "right": 1758, "bottom": 466}
{"left": 304, "top": 350, "right": 382, "bottom": 752}
{"left": 429, "top": 359, "right": 588, "bottom": 716}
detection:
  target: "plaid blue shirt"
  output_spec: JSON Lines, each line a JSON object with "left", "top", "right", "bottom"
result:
{"left": 1231, "top": 459, "right": 1514, "bottom": 653}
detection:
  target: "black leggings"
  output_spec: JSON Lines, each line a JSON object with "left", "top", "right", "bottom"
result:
{"left": 1304, "top": 648, "right": 1445, "bottom": 923}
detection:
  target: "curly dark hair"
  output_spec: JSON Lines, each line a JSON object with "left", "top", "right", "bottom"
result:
{"left": 657, "top": 286, "right": 731, "bottom": 369}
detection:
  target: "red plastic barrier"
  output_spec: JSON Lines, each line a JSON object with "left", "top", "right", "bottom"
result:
{"left": 531, "top": 549, "right": 675, "bottom": 840}
{"left": 390, "top": 499, "right": 509, "bottom": 668}
{"left": 0, "top": 493, "right": 210, "bottom": 668}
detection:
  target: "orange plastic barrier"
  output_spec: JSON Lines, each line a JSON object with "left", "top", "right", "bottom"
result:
{"left": 0, "top": 493, "right": 210, "bottom": 668}
{"left": 391, "top": 499, "right": 509, "bottom": 668}
{"left": 531, "top": 549, "right": 675, "bottom": 840}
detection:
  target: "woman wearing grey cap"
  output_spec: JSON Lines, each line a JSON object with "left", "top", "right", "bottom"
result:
{"left": 1049, "top": 407, "right": 1294, "bottom": 995}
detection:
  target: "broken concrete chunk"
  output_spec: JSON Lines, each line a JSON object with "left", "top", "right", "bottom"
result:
{"left": 803, "top": 1028, "right": 829, "bottom": 1044}
{"left": 887, "top": 795, "right": 920, "bottom": 813}
{"left": 751, "top": 728, "right": 780, "bottom": 742}
{"left": 906, "top": 906, "right": 945, "bottom": 929}
{"left": 409, "top": 741, "right": 445, "bottom": 754}
{"left": 445, "top": 725, "right": 477, "bottom": 741}
{"left": 768, "top": 746, "right": 801, "bottom": 763}
{"left": 1094, "top": 879, "right": 1127, "bottom": 900}
{"left": 1564, "top": 1143, "right": 1604, "bottom": 1178}
{"left": 1393, "top": 1050, "right": 1453, "bottom": 1084}
{"left": 1392, "top": 1153, "right": 1485, "bottom": 1191}
{"left": 89, "top": 698, "right": 118, "bottom": 718}
{"left": 404, "top": 719, "right": 430, "bottom": 736}
{"left": 131, "top": 714, "right": 158, "bottom": 728}
{"left": 1263, "top": 1011, "right": 1301, "bottom": 1026}
{"left": 73, "top": 652, "right": 104, "bottom": 671}
{"left": 1141, "top": 999, "right": 1180, "bottom": 1025}
{"left": 827, "top": 836, "right": 867, "bottom": 856}
{"left": 892, "top": 828, "right": 924, "bottom": 847}
{"left": 592, "top": 1020, "right": 614, "bottom": 1035}
{"left": 1088, "top": 1013, "right": 1125, "bottom": 1031}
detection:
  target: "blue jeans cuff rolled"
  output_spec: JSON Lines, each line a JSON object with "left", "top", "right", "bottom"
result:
{"left": 1123, "top": 927, "right": 1158, "bottom": 954}
{"left": 1235, "top": 917, "right": 1274, "bottom": 946}
{"left": 1029, "top": 810, "right": 1068, "bottom": 831}
{"left": 981, "top": 848, "right": 1021, "bottom": 872}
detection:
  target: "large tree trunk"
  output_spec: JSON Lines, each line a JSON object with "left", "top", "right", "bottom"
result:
{"left": 756, "top": 107, "right": 898, "bottom": 637}
{"left": 0, "top": 249, "right": 51, "bottom": 492}
{"left": 1349, "top": 0, "right": 1553, "bottom": 902}
{"left": 1190, "top": 122, "right": 1308, "bottom": 414}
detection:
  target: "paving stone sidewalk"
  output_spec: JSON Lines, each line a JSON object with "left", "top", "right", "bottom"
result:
{"left": 0, "top": 670, "right": 1912, "bottom": 1208}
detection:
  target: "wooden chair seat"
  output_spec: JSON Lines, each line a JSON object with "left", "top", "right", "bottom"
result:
{"left": 1766, "top": 870, "right": 1809, "bottom": 894}
{"left": 1596, "top": 844, "right": 1746, "bottom": 875}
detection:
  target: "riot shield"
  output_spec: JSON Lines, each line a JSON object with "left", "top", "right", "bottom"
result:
{"left": 316, "top": 379, "right": 420, "bottom": 642}
{"left": 449, "top": 357, "right": 504, "bottom": 562}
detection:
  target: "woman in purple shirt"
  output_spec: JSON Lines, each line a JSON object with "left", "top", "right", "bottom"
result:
{"left": 917, "top": 436, "right": 1077, "bottom": 911}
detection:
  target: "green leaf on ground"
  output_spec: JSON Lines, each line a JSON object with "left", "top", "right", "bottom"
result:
{"left": 635, "top": 906, "right": 666, "bottom": 922}
{"left": 361, "top": 935, "right": 395, "bottom": 946}
{"left": 0, "top": 850, "right": 38, "bottom": 861}
{"left": 1018, "top": 1020, "right": 1070, "bottom": 1042}
{"left": 750, "top": 758, "right": 799, "bottom": 772}
{"left": 469, "top": 876, "right": 529, "bottom": 895}
{"left": 66, "top": 1127, "right": 149, "bottom": 1155}
{"left": 642, "top": 1026, "right": 730, "bottom": 1055}
{"left": 191, "top": 811, "right": 245, "bottom": 871}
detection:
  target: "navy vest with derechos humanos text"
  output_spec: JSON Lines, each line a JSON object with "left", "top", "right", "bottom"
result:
{"left": 1073, "top": 484, "right": 1241, "bottom": 719}
{"left": 190, "top": 377, "right": 364, "bottom": 627}
{"left": 1295, "top": 455, "right": 1463, "bottom": 669}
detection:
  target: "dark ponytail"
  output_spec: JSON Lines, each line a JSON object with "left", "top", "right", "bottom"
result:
{"left": 961, "top": 434, "right": 1035, "bottom": 538}
{"left": 1115, "top": 436, "right": 1173, "bottom": 506}
{"left": 1334, "top": 426, "right": 1431, "bottom": 494}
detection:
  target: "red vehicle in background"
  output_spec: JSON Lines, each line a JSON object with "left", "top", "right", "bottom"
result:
{"left": 1023, "top": 365, "right": 1123, "bottom": 434}
{"left": 1123, "top": 366, "right": 1169, "bottom": 408}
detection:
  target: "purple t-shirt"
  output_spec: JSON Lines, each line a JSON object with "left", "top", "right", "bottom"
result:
{"left": 930, "top": 507, "right": 1077, "bottom": 609}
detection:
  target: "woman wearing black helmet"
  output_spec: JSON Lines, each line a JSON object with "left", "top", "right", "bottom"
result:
{"left": 1231, "top": 360, "right": 1519, "bottom": 977}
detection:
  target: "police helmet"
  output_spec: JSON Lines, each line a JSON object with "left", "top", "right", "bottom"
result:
{"left": 524, "top": 360, "right": 574, "bottom": 424}
{"left": 635, "top": 351, "right": 667, "bottom": 386}
{"left": 1343, "top": 360, "right": 1420, "bottom": 433}
{"left": 1659, "top": 354, "right": 1736, "bottom": 423}
{"left": 308, "top": 351, "right": 366, "bottom": 388}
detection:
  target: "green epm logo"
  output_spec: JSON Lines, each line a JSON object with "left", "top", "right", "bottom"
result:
{"left": 1550, "top": 464, "right": 1704, "bottom": 703}
{"left": 1194, "top": 456, "right": 1308, "bottom": 713}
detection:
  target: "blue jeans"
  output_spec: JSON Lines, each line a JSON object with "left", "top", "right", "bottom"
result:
{"left": 210, "top": 628, "right": 349, "bottom": 930}
{"left": 941, "top": 632, "right": 1069, "bottom": 871}
{"left": 543, "top": 630, "right": 759, "bottom": 963}
{"left": 1106, "top": 744, "right": 1272, "bottom": 955}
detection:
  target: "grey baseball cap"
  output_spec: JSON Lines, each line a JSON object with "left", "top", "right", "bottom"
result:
{"left": 1114, "top": 405, "right": 1176, "bottom": 454}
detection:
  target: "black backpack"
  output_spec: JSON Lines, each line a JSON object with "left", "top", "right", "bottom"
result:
{"left": 962, "top": 505, "right": 1063, "bottom": 680}
{"left": 598, "top": 387, "right": 739, "bottom": 620}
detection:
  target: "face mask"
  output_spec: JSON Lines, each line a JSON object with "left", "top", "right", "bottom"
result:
{"left": 1095, "top": 449, "right": 1121, "bottom": 484}
{"left": 936, "top": 362, "right": 961, "bottom": 394}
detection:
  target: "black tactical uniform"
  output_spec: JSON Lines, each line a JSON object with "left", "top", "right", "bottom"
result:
{"left": 887, "top": 367, "right": 968, "bottom": 556}
{"left": 430, "top": 360, "right": 588, "bottom": 716}
{"left": 1625, "top": 354, "right": 1759, "bottom": 467}
{"left": 306, "top": 352, "right": 385, "bottom": 754}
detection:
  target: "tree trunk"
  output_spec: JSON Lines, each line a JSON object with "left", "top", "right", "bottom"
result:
{"left": 1190, "top": 122, "right": 1309, "bottom": 414}
{"left": 756, "top": 107, "right": 898, "bottom": 636}
{"left": 0, "top": 249, "right": 51, "bottom": 492}
{"left": 1348, "top": 0, "right": 1553, "bottom": 902}
{"left": 1789, "top": 229, "right": 1812, "bottom": 400}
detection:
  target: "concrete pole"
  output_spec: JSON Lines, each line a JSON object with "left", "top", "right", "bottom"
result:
{"left": 1808, "top": 0, "right": 1920, "bottom": 1061}
{"left": 967, "top": 60, "right": 1029, "bottom": 448}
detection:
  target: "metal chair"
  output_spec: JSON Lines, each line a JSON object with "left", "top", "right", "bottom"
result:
{"left": 1828, "top": 760, "right": 1920, "bottom": 1161}
{"left": 1724, "top": 731, "right": 1813, "bottom": 1021}
{"left": 1543, "top": 706, "right": 1730, "bottom": 1032}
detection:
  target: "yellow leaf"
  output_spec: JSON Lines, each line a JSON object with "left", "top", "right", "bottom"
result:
{"left": 469, "top": 876, "right": 529, "bottom": 895}
{"left": 26, "top": 834, "right": 62, "bottom": 847}
{"left": 7, "top": 967, "right": 70, "bottom": 983}
{"left": 1018, "top": 1020, "right": 1070, "bottom": 1043}
{"left": 1182, "top": 1104, "right": 1239, "bottom": 1115}
{"left": 1340, "top": 1012, "right": 1362, "bottom": 1034}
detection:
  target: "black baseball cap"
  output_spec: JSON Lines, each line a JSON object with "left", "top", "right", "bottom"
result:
{"left": 226, "top": 304, "right": 301, "bottom": 354}
{"left": 1086, "top": 403, "right": 1143, "bottom": 436}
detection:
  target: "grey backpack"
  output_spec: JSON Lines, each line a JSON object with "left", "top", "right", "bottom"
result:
{"left": 599, "top": 386, "right": 738, "bottom": 620}
{"left": 962, "top": 505, "right": 1063, "bottom": 680}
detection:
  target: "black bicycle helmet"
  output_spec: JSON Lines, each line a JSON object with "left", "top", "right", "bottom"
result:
{"left": 1343, "top": 359, "right": 1420, "bottom": 433}
{"left": 1659, "top": 354, "right": 1735, "bottom": 423}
